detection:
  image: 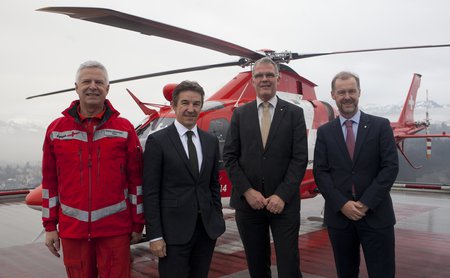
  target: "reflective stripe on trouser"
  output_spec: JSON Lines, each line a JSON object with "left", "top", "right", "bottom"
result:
{"left": 61, "top": 234, "right": 131, "bottom": 278}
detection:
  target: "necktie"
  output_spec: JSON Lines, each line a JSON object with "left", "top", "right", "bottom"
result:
{"left": 345, "top": 120, "right": 355, "bottom": 159}
{"left": 345, "top": 120, "right": 356, "bottom": 199}
{"left": 186, "top": 131, "right": 199, "bottom": 174}
{"left": 261, "top": 102, "right": 271, "bottom": 148}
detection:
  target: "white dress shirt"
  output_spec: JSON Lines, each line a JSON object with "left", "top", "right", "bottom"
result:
{"left": 174, "top": 119, "right": 203, "bottom": 170}
{"left": 256, "top": 95, "right": 278, "bottom": 126}
{"left": 339, "top": 110, "right": 361, "bottom": 141}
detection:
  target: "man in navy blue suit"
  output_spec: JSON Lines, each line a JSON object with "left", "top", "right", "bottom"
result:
{"left": 313, "top": 71, "right": 399, "bottom": 278}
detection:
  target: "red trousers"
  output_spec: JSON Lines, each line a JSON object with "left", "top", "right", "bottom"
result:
{"left": 61, "top": 234, "right": 131, "bottom": 278}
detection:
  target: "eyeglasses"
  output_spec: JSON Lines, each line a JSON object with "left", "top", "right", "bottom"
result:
{"left": 253, "top": 72, "right": 278, "bottom": 79}
{"left": 335, "top": 89, "right": 359, "bottom": 97}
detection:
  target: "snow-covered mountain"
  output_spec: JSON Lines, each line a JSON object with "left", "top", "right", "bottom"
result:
{"left": 361, "top": 100, "right": 450, "bottom": 123}
{"left": 0, "top": 119, "right": 46, "bottom": 164}
{"left": 1, "top": 101, "right": 449, "bottom": 163}
{"left": 0, "top": 119, "right": 46, "bottom": 135}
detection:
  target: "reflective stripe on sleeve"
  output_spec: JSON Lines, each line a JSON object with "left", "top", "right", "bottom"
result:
{"left": 127, "top": 187, "right": 143, "bottom": 214}
{"left": 136, "top": 203, "right": 143, "bottom": 214}
{"left": 49, "top": 196, "right": 59, "bottom": 208}
{"left": 42, "top": 208, "right": 49, "bottom": 218}
{"left": 129, "top": 194, "right": 137, "bottom": 205}
{"left": 42, "top": 189, "right": 59, "bottom": 208}
{"left": 136, "top": 185, "right": 142, "bottom": 196}
{"left": 42, "top": 189, "right": 49, "bottom": 199}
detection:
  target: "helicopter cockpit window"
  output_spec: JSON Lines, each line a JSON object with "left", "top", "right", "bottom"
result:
{"left": 202, "top": 101, "right": 225, "bottom": 112}
{"left": 137, "top": 117, "right": 175, "bottom": 150}
{"left": 207, "top": 118, "right": 229, "bottom": 169}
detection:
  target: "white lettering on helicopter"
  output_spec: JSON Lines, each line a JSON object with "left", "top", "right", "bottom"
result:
{"left": 220, "top": 183, "right": 228, "bottom": 193}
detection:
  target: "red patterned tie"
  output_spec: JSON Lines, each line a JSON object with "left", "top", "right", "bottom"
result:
{"left": 345, "top": 120, "right": 356, "bottom": 199}
{"left": 345, "top": 120, "right": 355, "bottom": 159}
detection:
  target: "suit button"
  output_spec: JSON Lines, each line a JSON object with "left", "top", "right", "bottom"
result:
{"left": 263, "top": 156, "right": 266, "bottom": 160}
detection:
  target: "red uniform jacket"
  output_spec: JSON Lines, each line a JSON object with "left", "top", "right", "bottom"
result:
{"left": 42, "top": 100, "right": 144, "bottom": 239}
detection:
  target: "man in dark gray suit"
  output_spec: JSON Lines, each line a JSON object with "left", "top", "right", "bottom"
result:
{"left": 143, "top": 81, "right": 225, "bottom": 278}
{"left": 313, "top": 71, "right": 398, "bottom": 278}
{"left": 224, "top": 57, "right": 308, "bottom": 278}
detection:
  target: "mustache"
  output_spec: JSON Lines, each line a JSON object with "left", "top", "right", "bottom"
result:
{"left": 341, "top": 99, "right": 354, "bottom": 104}
{"left": 259, "top": 81, "right": 272, "bottom": 86}
{"left": 183, "top": 111, "right": 198, "bottom": 116}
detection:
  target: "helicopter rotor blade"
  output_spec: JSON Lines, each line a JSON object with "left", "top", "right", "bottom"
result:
{"left": 291, "top": 44, "right": 450, "bottom": 60}
{"left": 26, "top": 60, "right": 244, "bottom": 99}
{"left": 38, "top": 7, "right": 264, "bottom": 61}
{"left": 38, "top": 7, "right": 450, "bottom": 63}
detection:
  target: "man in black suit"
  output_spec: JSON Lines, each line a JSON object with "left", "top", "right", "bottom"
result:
{"left": 143, "top": 81, "right": 225, "bottom": 278}
{"left": 313, "top": 71, "right": 399, "bottom": 278}
{"left": 223, "top": 57, "right": 308, "bottom": 278}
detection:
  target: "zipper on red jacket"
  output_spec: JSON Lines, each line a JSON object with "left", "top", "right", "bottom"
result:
{"left": 120, "top": 163, "right": 125, "bottom": 189}
{"left": 87, "top": 126, "right": 94, "bottom": 241}
{"left": 87, "top": 151, "right": 92, "bottom": 241}
{"left": 97, "top": 146, "right": 101, "bottom": 210}
{"left": 78, "top": 145, "right": 83, "bottom": 188}
{"left": 97, "top": 146, "right": 101, "bottom": 186}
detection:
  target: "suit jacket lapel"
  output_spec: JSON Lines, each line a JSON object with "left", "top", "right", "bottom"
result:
{"left": 353, "top": 112, "right": 370, "bottom": 163}
{"left": 264, "top": 97, "right": 286, "bottom": 151}
{"left": 167, "top": 124, "right": 198, "bottom": 180}
{"left": 198, "top": 130, "right": 207, "bottom": 177}
{"left": 331, "top": 118, "right": 353, "bottom": 163}
{"left": 246, "top": 101, "right": 265, "bottom": 151}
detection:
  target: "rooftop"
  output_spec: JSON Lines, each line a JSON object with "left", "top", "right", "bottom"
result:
{"left": 1, "top": 190, "right": 450, "bottom": 277}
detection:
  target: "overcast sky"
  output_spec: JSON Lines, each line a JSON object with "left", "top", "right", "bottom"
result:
{"left": 2, "top": 0, "right": 450, "bottom": 126}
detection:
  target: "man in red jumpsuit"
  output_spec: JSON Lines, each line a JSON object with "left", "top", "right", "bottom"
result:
{"left": 42, "top": 61, "right": 144, "bottom": 277}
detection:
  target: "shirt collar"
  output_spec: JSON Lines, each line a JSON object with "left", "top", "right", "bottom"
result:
{"left": 174, "top": 119, "right": 199, "bottom": 137}
{"left": 77, "top": 105, "right": 106, "bottom": 121}
{"left": 256, "top": 95, "right": 278, "bottom": 108}
{"left": 339, "top": 110, "right": 361, "bottom": 126}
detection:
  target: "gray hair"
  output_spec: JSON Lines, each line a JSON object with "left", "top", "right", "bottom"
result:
{"left": 252, "top": 57, "right": 279, "bottom": 76}
{"left": 331, "top": 71, "right": 360, "bottom": 91}
{"left": 75, "top": 60, "right": 109, "bottom": 84}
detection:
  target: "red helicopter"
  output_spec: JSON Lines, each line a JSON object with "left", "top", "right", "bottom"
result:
{"left": 25, "top": 7, "right": 450, "bottom": 210}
